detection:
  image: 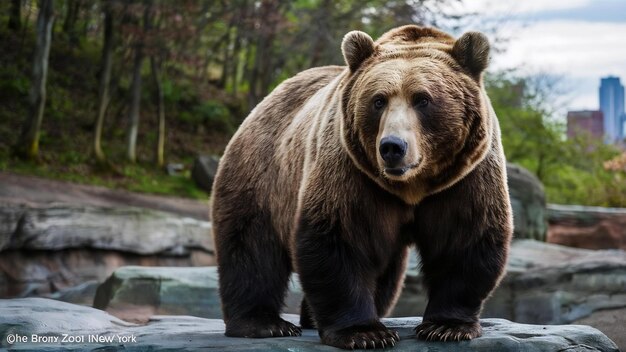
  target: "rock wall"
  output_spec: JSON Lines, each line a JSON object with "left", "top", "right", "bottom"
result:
{"left": 394, "top": 240, "right": 626, "bottom": 325}
{"left": 0, "top": 201, "right": 214, "bottom": 298}
{"left": 93, "top": 241, "right": 626, "bottom": 329}
{"left": 547, "top": 204, "right": 626, "bottom": 250}
{"left": 507, "top": 163, "right": 547, "bottom": 241}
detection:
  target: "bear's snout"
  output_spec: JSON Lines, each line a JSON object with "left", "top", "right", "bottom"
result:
{"left": 379, "top": 136, "right": 407, "bottom": 166}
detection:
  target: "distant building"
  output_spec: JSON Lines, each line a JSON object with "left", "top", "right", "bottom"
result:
{"left": 599, "top": 76, "right": 625, "bottom": 142}
{"left": 567, "top": 110, "right": 604, "bottom": 140}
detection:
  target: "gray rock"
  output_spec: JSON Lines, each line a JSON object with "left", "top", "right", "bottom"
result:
{"left": 93, "top": 266, "right": 222, "bottom": 321}
{"left": 93, "top": 240, "right": 625, "bottom": 336}
{"left": 0, "top": 247, "right": 216, "bottom": 299}
{"left": 0, "top": 203, "right": 215, "bottom": 298}
{"left": 165, "top": 163, "right": 185, "bottom": 176}
{"left": 45, "top": 280, "right": 100, "bottom": 306}
{"left": 93, "top": 266, "right": 302, "bottom": 322}
{"left": 394, "top": 240, "right": 626, "bottom": 326}
{"left": 0, "top": 298, "right": 618, "bottom": 351}
{"left": 507, "top": 163, "right": 547, "bottom": 241}
{"left": 0, "top": 202, "right": 213, "bottom": 255}
{"left": 574, "top": 307, "right": 626, "bottom": 351}
{"left": 191, "top": 155, "right": 220, "bottom": 193}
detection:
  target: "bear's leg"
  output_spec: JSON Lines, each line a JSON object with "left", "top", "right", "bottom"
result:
{"left": 414, "top": 236, "right": 506, "bottom": 341}
{"left": 374, "top": 248, "right": 409, "bottom": 317}
{"left": 296, "top": 219, "right": 400, "bottom": 350}
{"left": 215, "top": 209, "right": 301, "bottom": 338}
{"left": 299, "top": 298, "right": 316, "bottom": 329}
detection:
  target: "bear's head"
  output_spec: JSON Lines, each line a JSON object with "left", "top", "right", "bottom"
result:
{"left": 340, "top": 25, "right": 494, "bottom": 205}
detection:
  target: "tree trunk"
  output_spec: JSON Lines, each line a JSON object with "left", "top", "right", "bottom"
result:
{"left": 126, "top": 1, "right": 151, "bottom": 163}
{"left": 62, "top": 0, "right": 81, "bottom": 46}
{"left": 16, "top": 0, "right": 54, "bottom": 160}
{"left": 62, "top": 0, "right": 79, "bottom": 32}
{"left": 220, "top": 19, "right": 235, "bottom": 88}
{"left": 308, "top": 0, "right": 331, "bottom": 68}
{"left": 230, "top": 0, "right": 249, "bottom": 95}
{"left": 230, "top": 27, "right": 243, "bottom": 95}
{"left": 93, "top": 0, "right": 113, "bottom": 163}
{"left": 247, "top": 0, "right": 284, "bottom": 108}
{"left": 126, "top": 44, "right": 144, "bottom": 163}
{"left": 150, "top": 57, "right": 165, "bottom": 168}
{"left": 8, "top": 0, "right": 21, "bottom": 31}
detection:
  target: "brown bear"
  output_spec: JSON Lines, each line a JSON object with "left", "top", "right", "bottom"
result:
{"left": 211, "top": 25, "right": 513, "bottom": 350}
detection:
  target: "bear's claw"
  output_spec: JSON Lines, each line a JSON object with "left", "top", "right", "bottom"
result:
{"left": 321, "top": 322, "right": 399, "bottom": 349}
{"left": 414, "top": 320, "right": 481, "bottom": 341}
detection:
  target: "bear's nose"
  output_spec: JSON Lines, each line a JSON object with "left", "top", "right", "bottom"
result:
{"left": 379, "top": 136, "right": 407, "bottom": 165}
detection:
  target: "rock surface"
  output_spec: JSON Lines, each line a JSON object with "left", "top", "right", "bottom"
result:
{"left": 0, "top": 201, "right": 214, "bottom": 298}
{"left": 0, "top": 202, "right": 213, "bottom": 254}
{"left": 574, "top": 307, "right": 626, "bottom": 351}
{"left": 191, "top": 155, "right": 220, "bottom": 193}
{"left": 93, "top": 266, "right": 221, "bottom": 322}
{"left": 547, "top": 204, "right": 626, "bottom": 250}
{"left": 93, "top": 266, "right": 303, "bottom": 323}
{"left": 507, "top": 163, "right": 547, "bottom": 241}
{"left": 93, "top": 240, "right": 626, "bottom": 348}
{"left": 93, "top": 240, "right": 625, "bottom": 325}
{"left": 0, "top": 247, "right": 215, "bottom": 298}
{"left": 0, "top": 298, "right": 619, "bottom": 351}
{"left": 46, "top": 280, "right": 100, "bottom": 306}
{"left": 394, "top": 240, "right": 626, "bottom": 325}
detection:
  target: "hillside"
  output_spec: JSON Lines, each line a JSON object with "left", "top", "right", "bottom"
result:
{"left": 0, "top": 26, "right": 238, "bottom": 199}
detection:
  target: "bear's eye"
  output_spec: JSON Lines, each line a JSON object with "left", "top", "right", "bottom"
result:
{"left": 413, "top": 95, "right": 430, "bottom": 109}
{"left": 373, "top": 97, "right": 387, "bottom": 110}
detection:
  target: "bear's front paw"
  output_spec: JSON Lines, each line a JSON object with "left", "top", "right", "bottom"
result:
{"left": 415, "top": 320, "right": 481, "bottom": 341}
{"left": 321, "top": 322, "right": 400, "bottom": 350}
{"left": 225, "top": 316, "right": 302, "bottom": 338}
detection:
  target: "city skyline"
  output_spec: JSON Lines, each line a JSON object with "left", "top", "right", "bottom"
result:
{"left": 599, "top": 76, "right": 625, "bottom": 142}
{"left": 456, "top": 0, "right": 626, "bottom": 113}
{"left": 567, "top": 75, "right": 626, "bottom": 143}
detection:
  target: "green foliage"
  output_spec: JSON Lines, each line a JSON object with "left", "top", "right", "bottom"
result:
{"left": 162, "top": 79, "right": 194, "bottom": 105}
{"left": 119, "top": 164, "right": 207, "bottom": 199}
{"left": 488, "top": 72, "right": 625, "bottom": 207}
{"left": 0, "top": 65, "right": 30, "bottom": 95}
{"left": 192, "top": 100, "right": 234, "bottom": 132}
{"left": 0, "top": 145, "right": 206, "bottom": 200}
{"left": 2, "top": 0, "right": 622, "bottom": 207}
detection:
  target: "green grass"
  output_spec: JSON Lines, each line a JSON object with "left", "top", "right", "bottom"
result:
{"left": 0, "top": 150, "right": 208, "bottom": 200}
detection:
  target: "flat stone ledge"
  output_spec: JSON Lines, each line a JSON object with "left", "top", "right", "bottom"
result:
{"left": 0, "top": 202, "right": 213, "bottom": 255}
{"left": 0, "top": 298, "right": 619, "bottom": 351}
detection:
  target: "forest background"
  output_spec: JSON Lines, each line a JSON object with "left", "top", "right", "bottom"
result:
{"left": 1, "top": 0, "right": 625, "bottom": 206}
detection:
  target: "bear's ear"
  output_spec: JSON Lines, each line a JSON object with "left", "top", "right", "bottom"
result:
{"left": 452, "top": 31, "right": 490, "bottom": 78}
{"left": 342, "top": 31, "right": 375, "bottom": 72}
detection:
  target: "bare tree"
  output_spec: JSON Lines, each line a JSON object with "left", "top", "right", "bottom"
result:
{"left": 62, "top": 0, "right": 82, "bottom": 45}
{"left": 93, "top": 0, "right": 114, "bottom": 163}
{"left": 150, "top": 56, "right": 165, "bottom": 167}
{"left": 15, "top": 0, "right": 55, "bottom": 160}
{"left": 127, "top": 0, "right": 152, "bottom": 162}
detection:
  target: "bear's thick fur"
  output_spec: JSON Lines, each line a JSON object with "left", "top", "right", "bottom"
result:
{"left": 211, "top": 25, "right": 513, "bottom": 349}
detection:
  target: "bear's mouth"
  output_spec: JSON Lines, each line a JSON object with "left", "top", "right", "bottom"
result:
{"left": 384, "top": 162, "right": 420, "bottom": 176}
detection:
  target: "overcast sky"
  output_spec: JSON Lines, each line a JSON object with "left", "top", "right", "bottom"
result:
{"left": 451, "top": 0, "right": 626, "bottom": 114}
